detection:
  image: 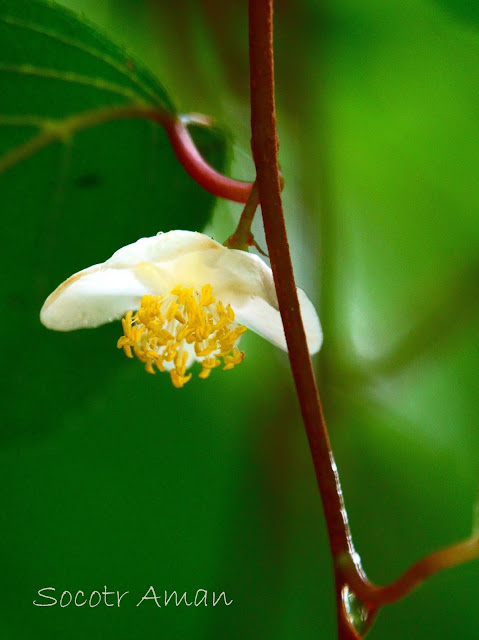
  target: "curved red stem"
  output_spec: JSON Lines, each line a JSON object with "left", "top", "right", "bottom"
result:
{"left": 165, "top": 117, "right": 253, "bottom": 204}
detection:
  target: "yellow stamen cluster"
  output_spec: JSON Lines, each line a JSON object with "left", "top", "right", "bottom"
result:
{"left": 117, "top": 284, "right": 246, "bottom": 388}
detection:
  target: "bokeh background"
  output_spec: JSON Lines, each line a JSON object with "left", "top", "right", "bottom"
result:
{"left": 1, "top": 0, "right": 478, "bottom": 638}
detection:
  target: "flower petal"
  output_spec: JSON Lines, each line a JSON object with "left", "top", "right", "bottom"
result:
{"left": 40, "top": 231, "right": 323, "bottom": 356}
{"left": 106, "top": 230, "right": 220, "bottom": 268}
{"left": 233, "top": 287, "right": 322, "bottom": 355}
{"left": 40, "top": 266, "right": 149, "bottom": 331}
{"left": 128, "top": 247, "right": 278, "bottom": 305}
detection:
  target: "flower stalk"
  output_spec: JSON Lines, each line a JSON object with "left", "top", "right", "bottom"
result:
{"left": 224, "top": 181, "right": 260, "bottom": 251}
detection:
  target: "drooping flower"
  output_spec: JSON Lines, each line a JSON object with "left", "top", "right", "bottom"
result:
{"left": 40, "top": 230, "right": 322, "bottom": 387}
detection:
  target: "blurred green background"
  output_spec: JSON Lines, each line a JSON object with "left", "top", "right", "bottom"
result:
{"left": 1, "top": 0, "right": 478, "bottom": 638}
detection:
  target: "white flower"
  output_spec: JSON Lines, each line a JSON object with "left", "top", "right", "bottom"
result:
{"left": 40, "top": 230, "right": 322, "bottom": 387}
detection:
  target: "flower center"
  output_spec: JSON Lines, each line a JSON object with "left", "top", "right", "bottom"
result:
{"left": 117, "top": 284, "right": 246, "bottom": 388}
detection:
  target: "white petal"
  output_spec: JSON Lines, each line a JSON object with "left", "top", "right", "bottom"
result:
{"left": 40, "top": 267, "right": 149, "bottom": 331}
{"left": 130, "top": 246, "right": 277, "bottom": 307}
{"left": 106, "top": 230, "right": 220, "bottom": 268}
{"left": 40, "top": 231, "right": 323, "bottom": 355}
{"left": 233, "top": 287, "right": 322, "bottom": 355}
{"left": 39, "top": 231, "right": 218, "bottom": 332}
{"left": 297, "top": 288, "right": 323, "bottom": 354}
{"left": 104, "top": 233, "right": 278, "bottom": 306}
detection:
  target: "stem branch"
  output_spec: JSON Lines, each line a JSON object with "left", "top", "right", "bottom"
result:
{"left": 224, "top": 181, "right": 259, "bottom": 250}
{"left": 165, "top": 116, "right": 253, "bottom": 203}
{"left": 368, "top": 535, "right": 479, "bottom": 606}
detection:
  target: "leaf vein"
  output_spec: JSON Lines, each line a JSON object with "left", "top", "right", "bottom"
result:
{"left": 0, "top": 104, "right": 170, "bottom": 176}
{"left": 0, "top": 63, "right": 147, "bottom": 103}
{"left": 0, "top": 14, "right": 161, "bottom": 105}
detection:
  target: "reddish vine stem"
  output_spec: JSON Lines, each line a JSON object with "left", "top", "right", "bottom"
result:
{"left": 247, "top": 3, "right": 479, "bottom": 637}
{"left": 248, "top": 1, "right": 368, "bottom": 637}
{"left": 165, "top": 117, "right": 253, "bottom": 203}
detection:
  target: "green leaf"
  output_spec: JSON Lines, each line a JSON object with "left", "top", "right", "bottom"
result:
{"left": 0, "top": 0, "right": 227, "bottom": 443}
